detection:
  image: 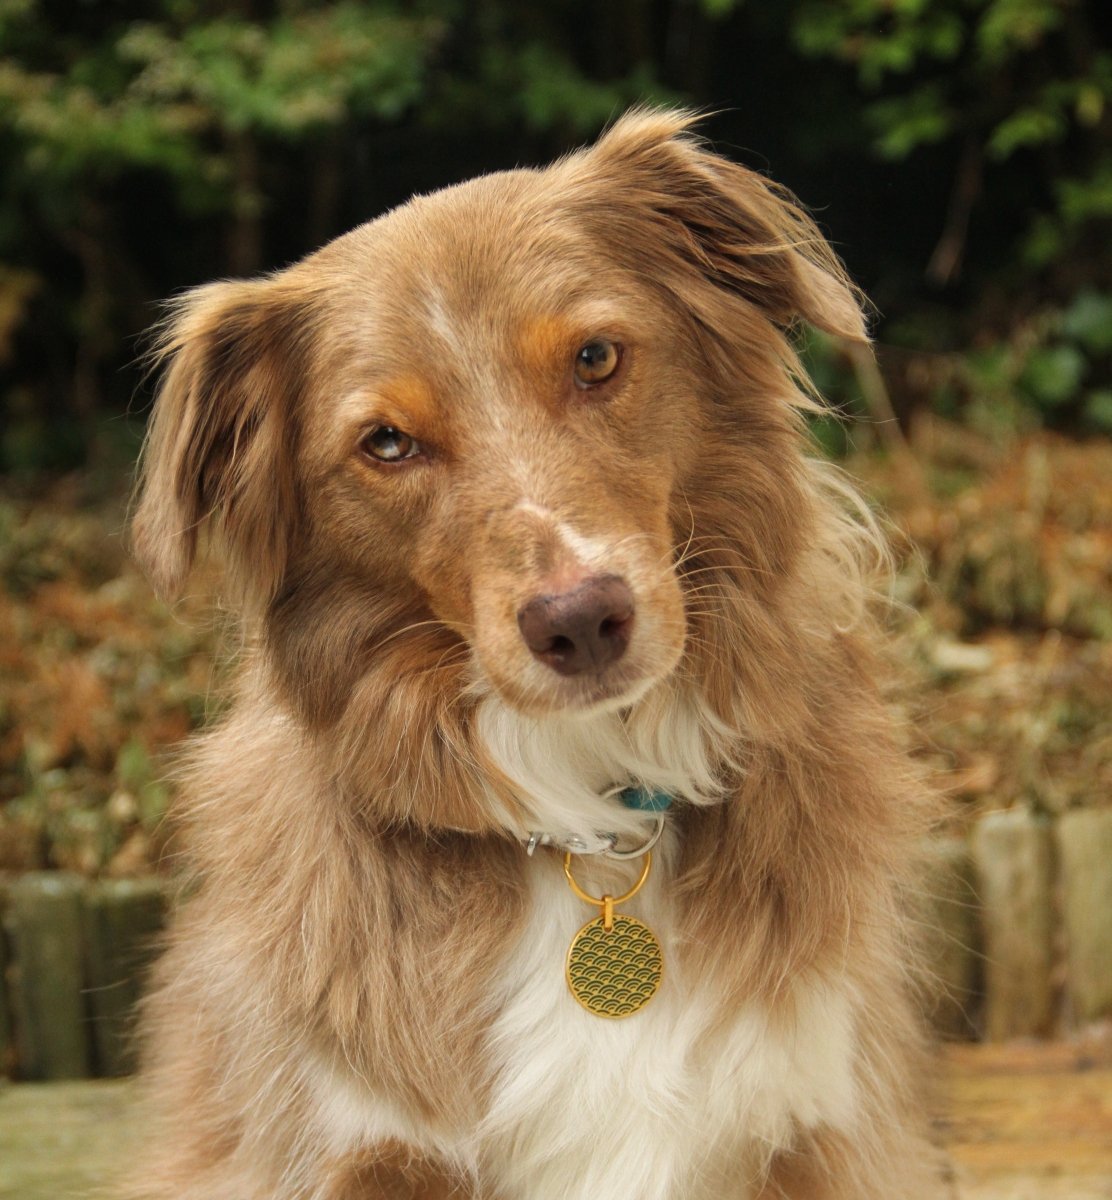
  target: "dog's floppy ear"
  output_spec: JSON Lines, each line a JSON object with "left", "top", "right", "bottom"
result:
{"left": 132, "top": 278, "right": 308, "bottom": 605}
{"left": 585, "top": 108, "right": 868, "bottom": 342}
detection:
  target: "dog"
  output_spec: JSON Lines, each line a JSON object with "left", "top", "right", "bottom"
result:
{"left": 130, "top": 108, "right": 940, "bottom": 1199}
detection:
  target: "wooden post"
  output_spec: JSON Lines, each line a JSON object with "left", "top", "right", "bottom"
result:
{"left": 83, "top": 879, "right": 167, "bottom": 1076}
{"left": 0, "top": 876, "right": 12, "bottom": 1075}
{"left": 971, "top": 810, "right": 1055, "bottom": 1040}
{"left": 1057, "top": 809, "right": 1112, "bottom": 1024}
{"left": 4, "top": 873, "right": 91, "bottom": 1079}
{"left": 919, "top": 836, "right": 981, "bottom": 1038}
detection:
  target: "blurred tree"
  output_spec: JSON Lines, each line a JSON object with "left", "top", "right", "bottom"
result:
{"left": 0, "top": 0, "right": 1108, "bottom": 469}
{"left": 0, "top": 0, "right": 444, "bottom": 458}
{"left": 787, "top": 0, "right": 1112, "bottom": 431}
{"left": 792, "top": 0, "right": 1111, "bottom": 287}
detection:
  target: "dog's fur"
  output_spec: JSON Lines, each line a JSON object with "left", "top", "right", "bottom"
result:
{"left": 130, "top": 109, "right": 941, "bottom": 1199}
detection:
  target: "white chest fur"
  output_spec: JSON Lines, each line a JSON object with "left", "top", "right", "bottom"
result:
{"left": 469, "top": 688, "right": 862, "bottom": 1198}
{"left": 476, "top": 847, "right": 861, "bottom": 1200}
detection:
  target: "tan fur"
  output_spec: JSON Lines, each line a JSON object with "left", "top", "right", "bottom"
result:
{"left": 325, "top": 1142, "right": 471, "bottom": 1200}
{"left": 130, "top": 109, "right": 940, "bottom": 1198}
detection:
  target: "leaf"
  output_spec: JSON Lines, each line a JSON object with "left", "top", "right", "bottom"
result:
{"left": 977, "top": 0, "right": 1064, "bottom": 66}
{"left": 115, "top": 737, "right": 153, "bottom": 794}
{"left": 1057, "top": 159, "right": 1112, "bottom": 225}
{"left": 869, "top": 86, "right": 953, "bottom": 158}
{"left": 1060, "top": 292, "right": 1112, "bottom": 355}
{"left": 988, "top": 105, "right": 1066, "bottom": 160}
{"left": 699, "top": 0, "right": 740, "bottom": 16}
{"left": 1075, "top": 82, "right": 1105, "bottom": 127}
{"left": 1083, "top": 390, "right": 1112, "bottom": 432}
{"left": 1020, "top": 344, "right": 1087, "bottom": 407}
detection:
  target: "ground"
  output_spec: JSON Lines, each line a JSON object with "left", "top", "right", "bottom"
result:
{"left": 1, "top": 1040, "right": 1109, "bottom": 1200}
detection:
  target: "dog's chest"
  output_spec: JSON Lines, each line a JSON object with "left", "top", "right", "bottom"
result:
{"left": 476, "top": 852, "right": 861, "bottom": 1200}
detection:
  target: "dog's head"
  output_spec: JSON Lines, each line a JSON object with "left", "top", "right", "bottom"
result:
{"left": 134, "top": 109, "right": 867, "bottom": 737}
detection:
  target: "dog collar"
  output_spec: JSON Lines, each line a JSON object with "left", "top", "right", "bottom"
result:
{"left": 523, "top": 786, "right": 673, "bottom": 858}
{"left": 616, "top": 786, "right": 673, "bottom": 813}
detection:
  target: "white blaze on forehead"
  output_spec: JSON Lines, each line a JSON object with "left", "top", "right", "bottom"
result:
{"left": 422, "top": 287, "right": 467, "bottom": 358}
{"left": 513, "top": 501, "right": 613, "bottom": 575}
{"left": 420, "top": 286, "right": 510, "bottom": 429}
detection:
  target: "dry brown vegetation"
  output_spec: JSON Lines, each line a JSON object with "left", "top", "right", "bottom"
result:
{"left": 856, "top": 420, "right": 1112, "bottom": 827}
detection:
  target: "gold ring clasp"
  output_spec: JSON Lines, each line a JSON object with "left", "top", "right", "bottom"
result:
{"left": 566, "top": 849, "right": 652, "bottom": 912}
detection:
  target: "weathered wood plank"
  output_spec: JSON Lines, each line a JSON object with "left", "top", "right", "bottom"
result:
{"left": 919, "top": 836, "right": 981, "bottom": 1038}
{"left": 941, "top": 1034, "right": 1112, "bottom": 1200}
{"left": 970, "top": 810, "right": 1055, "bottom": 1039}
{"left": 1057, "top": 809, "right": 1112, "bottom": 1023}
{"left": 0, "top": 1079, "right": 136, "bottom": 1200}
{"left": 3, "top": 872, "right": 91, "bottom": 1079}
{"left": 83, "top": 878, "right": 167, "bottom": 1076}
{"left": 0, "top": 875, "right": 12, "bottom": 1076}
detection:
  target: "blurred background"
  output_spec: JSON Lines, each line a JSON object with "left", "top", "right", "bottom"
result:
{"left": 0, "top": 0, "right": 1110, "bottom": 1078}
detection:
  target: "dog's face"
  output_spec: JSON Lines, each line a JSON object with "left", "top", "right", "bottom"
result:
{"left": 134, "top": 110, "right": 866, "bottom": 725}
{"left": 293, "top": 189, "right": 703, "bottom": 716}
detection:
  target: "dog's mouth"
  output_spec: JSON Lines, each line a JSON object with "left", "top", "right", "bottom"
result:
{"left": 532, "top": 664, "right": 662, "bottom": 717}
{"left": 479, "top": 651, "right": 672, "bottom": 719}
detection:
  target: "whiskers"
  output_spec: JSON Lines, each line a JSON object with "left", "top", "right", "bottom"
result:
{"left": 372, "top": 615, "right": 474, "bottom": 655}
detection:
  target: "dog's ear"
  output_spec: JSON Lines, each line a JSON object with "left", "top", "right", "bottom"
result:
{"left": 132, "top": 278, "right": 308, "bottom": 605}
{"left": 585, "top": 108, "right": 868, "bottom": 342}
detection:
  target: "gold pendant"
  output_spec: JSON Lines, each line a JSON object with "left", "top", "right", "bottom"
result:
{"left": 566, "top": 913, "right": 663, "bottom": 1018}
{"left": 563, "top": 851, "right": 663, "bottom": 1019}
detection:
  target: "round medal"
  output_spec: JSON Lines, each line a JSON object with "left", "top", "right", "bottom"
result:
{"left": 566, "top": 912, "right": 663, "bottom": 1018}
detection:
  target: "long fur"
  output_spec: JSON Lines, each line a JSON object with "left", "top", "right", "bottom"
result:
{"left": 129, "top": 108, "right": 942, "bottom": 1199}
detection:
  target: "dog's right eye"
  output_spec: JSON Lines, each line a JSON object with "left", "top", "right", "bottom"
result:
{"left": 361, "top": 426, "right": 422, "bottom": 463}
{"left": 574, "top": 339, "right": 621, "bottom": 387}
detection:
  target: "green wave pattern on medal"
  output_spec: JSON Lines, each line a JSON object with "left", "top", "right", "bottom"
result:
{"left": 567, "top": 914, "right": 663, "bottom": 1017}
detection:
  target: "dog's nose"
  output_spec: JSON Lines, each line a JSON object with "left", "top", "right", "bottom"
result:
{"left": 517, "top": 576, "right": 634, "bottom": 676}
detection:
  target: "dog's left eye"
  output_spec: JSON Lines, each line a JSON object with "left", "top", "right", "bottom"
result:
{"left": 361, "top": 426, "right": 422, "bottom": 463}
{"left": 573, "top": 339, "right": 621, "bottom": 387}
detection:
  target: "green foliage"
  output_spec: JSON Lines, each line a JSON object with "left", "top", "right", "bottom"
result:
{"left": 794, "top": 0, "right": 1111, "bottom": 273}
{"left": 912, "top": 291, "right": 1112, "bottom": 438}
{"left": 1017, "top": 294, "right": 1112, "bottom": 430}
{"left": 794, "top": 2, "right": 965, "bottom": 89}
{"left": 0, "top": 0, "right": 684, "bottom": 462}
{"left": 120, "top": 8, "right": 435, "bottom": 130}
{"left": 1085, "top": 389, "right": 1112, "bottom": 429}
{"left": 0, "top": 3, "right": 442, "bottom": 212}
{"left": 453, "top": 42, "right": 675, "bottom": 136}
{"left": 0, "top": 0, "right": 1108, "bottom": 451}
{"left": 114, "top": 737, "right": 170, "bottom": 832}
{"left": 699, "top": 0, "right": 742, "bottom": 17}
{"left": 1021, "top": 344, "right": 1086, "bottom": 408}
{"left": 868, "top": 84, "right": 953, "bottom": 158}
{"left": 798, "top": 327, "right": 870, "bottom": 456}
{"left": 1028, "top": 157, "right": 1112, "bottom": 265}
{"left": 1059, "top": 291, "right": 1112, "bottom": 356}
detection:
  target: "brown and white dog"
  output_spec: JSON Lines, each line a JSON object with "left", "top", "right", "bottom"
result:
{"left": 131, "top": 109, "right": 940, "bottom": 1199}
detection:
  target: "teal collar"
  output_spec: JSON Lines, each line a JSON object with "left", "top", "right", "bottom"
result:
{"left": 617, "top": 786, "right": 674, "bottom": 813}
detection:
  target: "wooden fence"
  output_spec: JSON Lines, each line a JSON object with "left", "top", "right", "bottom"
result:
{"left": 1, "top": 806, "right": 1110, "bottom": 1078}
{"left": 916, "top": 807, "right": 1111, "bottom": 1039}
{"left": 0, "top": 877, "right": 165, "bottom": 1079}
